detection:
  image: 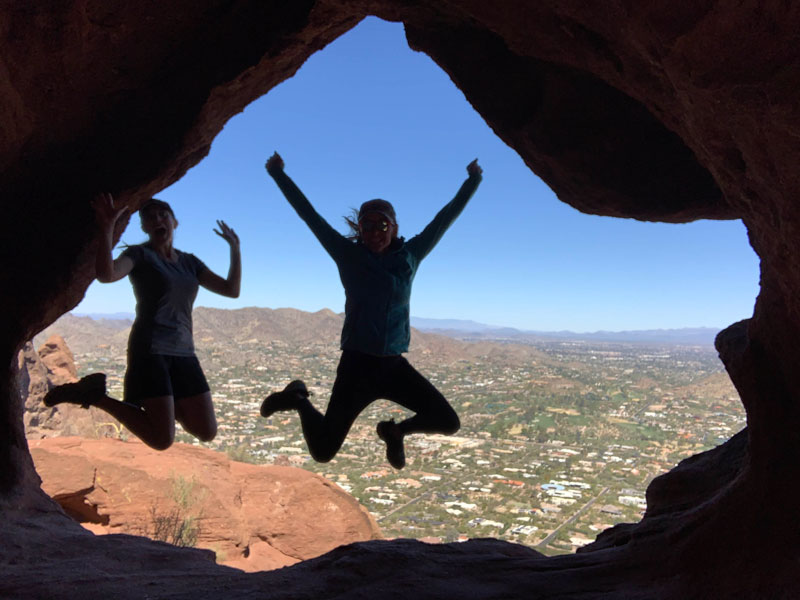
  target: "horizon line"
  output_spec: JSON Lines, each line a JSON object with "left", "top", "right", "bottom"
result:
{"left": 70, "top": 308, "right": 726, "bottom": 337}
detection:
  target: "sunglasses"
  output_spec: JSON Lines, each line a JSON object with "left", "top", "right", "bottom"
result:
{"left": 359, "top": 219, "right": 390, "bottom": 233}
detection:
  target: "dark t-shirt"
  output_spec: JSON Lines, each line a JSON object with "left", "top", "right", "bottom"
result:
{"left": 121, "top": 244, "right": 207, "bottom": 357}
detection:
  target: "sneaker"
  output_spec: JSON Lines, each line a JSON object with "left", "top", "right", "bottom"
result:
{"left": 260, "top": 380, "right": 308, "bottom": 418}
{"left": 43, "top": 373, "right": 106, "bottom": 409}
{"left": 377, "top": 419, "right": 406, "bottom": 469}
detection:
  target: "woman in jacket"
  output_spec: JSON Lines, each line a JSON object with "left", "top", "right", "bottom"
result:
{"left": 261, "top": 152, "right": 482, "bottom": 469}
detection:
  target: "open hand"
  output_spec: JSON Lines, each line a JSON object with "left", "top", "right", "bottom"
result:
{"left": 214, "top": 220, "right": 240, "bottom": 249}
{"left": 467, "top": 159, "right": 482, "bottom": 177}
{"left": 92, "top": 192, "right": 129, "bottom": 233}
{"left": 265, "top": 152, "right": 284, "bottom": 174}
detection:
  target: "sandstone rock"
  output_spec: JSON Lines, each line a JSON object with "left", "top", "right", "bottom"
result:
{"left": 0, "top": 512, "right": 549, "bottom": 600}
{"left": 37, "top": 335, "right": 78, "bottom": 386}
{"left": 17, "top": 342, "right": 52, "bottom": 435}
{"left": 30, "top": 437, "right": 381, "bottom": 572}
{"left": 2, "top": 2, "right": 800, "bottom": 598}
{"left": 17, "top": 336, "right": 118, "bottom": 440}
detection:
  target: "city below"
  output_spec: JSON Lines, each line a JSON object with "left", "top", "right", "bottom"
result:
{"left": 35, "top": 307, "right": 744, "bottom": 556}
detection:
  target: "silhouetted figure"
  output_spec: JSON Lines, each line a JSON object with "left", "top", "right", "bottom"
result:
{"left": 261, "top": 152, "right": 482, "bottom": 468}
{"left": 43, "top": 195, "right": 241, "bottom": 450}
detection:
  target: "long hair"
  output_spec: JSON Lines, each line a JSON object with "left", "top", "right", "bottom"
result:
{"left": 343, "top": 208, "right": 361, "bottom": 241}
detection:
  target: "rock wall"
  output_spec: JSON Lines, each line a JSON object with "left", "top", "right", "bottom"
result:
{"left": 2, "top": 1, "right": 799, "bottom": 597}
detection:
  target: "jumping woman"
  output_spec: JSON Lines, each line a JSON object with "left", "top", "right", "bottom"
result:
{"left": 261, "top": 152, "right": 482, "bottom": 469}
{"left": 43, "top": 194, "right": 241, "bottom": 450}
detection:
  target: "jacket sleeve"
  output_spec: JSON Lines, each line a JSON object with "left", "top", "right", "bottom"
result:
{"left": 406, "top": 173, "right": 482, "bottom": 261}
{"left": 268, "top": 169, "right": 348, "bottom": 259}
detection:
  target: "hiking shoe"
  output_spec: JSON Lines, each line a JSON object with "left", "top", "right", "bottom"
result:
{"left": 260, "top": 380, "right": 308, "bottom": 418}
{"left": 377, "top": 419, "right": 406, "bottom": 469}
{"left": 43, "top": 373, "right": 106, "bottom": 409}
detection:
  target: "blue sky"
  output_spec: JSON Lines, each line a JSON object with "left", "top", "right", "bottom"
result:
{"left": 76, "top": 17, "right": 760, "bottom": 332}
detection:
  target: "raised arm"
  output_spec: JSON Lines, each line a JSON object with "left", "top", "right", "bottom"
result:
{"left": 198, "top": 220, "right": 241, "bottom": 298}
{"left": 407, "top": 159, "right": 483, "bottom": 261}
{"left": 92, "top": 192, "right": 134, "bottom": 283}
{"left": 265, "top": 152, "right": 347, "bottom": 258}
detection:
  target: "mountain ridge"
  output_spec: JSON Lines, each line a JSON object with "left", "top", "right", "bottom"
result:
{"left": 68, "top": 310, "right": 719, "bottom": 347}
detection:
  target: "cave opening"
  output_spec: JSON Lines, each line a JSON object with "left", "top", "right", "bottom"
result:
{"left": 20, "top": 16, "right": 761, "bottom": 559}
{"left": 7, "top": 2, "right": 800, "bottom": 595}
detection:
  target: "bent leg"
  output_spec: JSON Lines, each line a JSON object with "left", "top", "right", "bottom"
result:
{"left": 44, "top": 367, "right": 177, "bottom": 450}
{"left": 301, "top": 352, "right": 376, "bottom": 462}
{"left": 93, "top": 394, "right": 176, "bottom": 450}
{"left": 175, "top": 392, "right": 217, "bottom": 442}
{"left": 93, "top": 352, "right": 180, "bottom": 450}
{"left": 302, "top": 391, "right": 368, "bottom": 463}
{"left": 168, "top": 356, "right": 215, "bottom": 442}
{"left": 381, "top": 357, "right": 460, "bottom": 436}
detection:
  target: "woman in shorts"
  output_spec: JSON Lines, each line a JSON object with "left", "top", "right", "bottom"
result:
{"left": 44, "top": 194, "right": 241, "bottom": 450}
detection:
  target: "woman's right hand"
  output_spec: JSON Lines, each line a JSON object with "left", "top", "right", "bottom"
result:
{"left": 92, "top": 192, "right": 128, "bottom": 234}
{"left": 92, "top": 192, "right": 134, "bottom": 283}
{"left": 265, "top": 152, "right": 284, "bottom": 174}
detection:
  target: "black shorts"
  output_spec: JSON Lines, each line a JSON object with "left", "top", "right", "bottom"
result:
{"left": 124, "top": 353, "right": 210, "bottom": 406}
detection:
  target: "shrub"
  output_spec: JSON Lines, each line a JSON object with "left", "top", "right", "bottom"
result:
{"left": 147, "top": 474, "right": 205, "bottom": 548}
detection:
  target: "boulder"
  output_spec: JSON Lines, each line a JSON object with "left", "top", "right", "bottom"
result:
{"left": 30, "top": 437, "right": 381, "bottom": 572}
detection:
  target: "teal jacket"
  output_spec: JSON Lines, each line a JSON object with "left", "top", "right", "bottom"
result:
{"left": 269, "top": 169, "right": 482, "bottom": 356}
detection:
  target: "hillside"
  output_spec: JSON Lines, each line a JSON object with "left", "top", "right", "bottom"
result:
{"left": 36, "top": 307, "right": 552, "bottom": 368}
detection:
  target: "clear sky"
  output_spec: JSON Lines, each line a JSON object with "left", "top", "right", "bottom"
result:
{"left": 76, "top": 17, "right": 760, "bottom": 333}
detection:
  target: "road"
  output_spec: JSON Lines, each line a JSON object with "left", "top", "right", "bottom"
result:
{"left": 535, "top": 486, "right": 609, "bottom": 548}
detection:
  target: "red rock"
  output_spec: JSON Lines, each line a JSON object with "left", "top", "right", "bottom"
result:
{"left": 30, "top": 437, "right": 381, "bottom": 572}
{"left": 17, "top": 342, "right": 53, "bottom": 435}
{"left": 37, "top": 335, "right": 78, "bottom": 386}
{"left": 18, "top": 337, "right": 114, "bottom": 440}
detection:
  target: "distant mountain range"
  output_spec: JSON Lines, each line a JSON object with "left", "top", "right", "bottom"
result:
{"left": 71, "top": 311, "right": 719, "bottom": 347}
{"left": 410, "top": 317, "right": 719, "bottom": 346}
{"left": 76, "top": 312, "right": 135, "bottom": 322}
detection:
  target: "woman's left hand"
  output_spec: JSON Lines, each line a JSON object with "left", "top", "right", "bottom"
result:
{"left": 214, "top": 220, "right": 240, "bottom": 249}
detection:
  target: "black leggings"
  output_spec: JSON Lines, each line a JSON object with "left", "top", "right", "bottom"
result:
{"left": 298, "top": 350, "right": 460, "bottom": 462}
